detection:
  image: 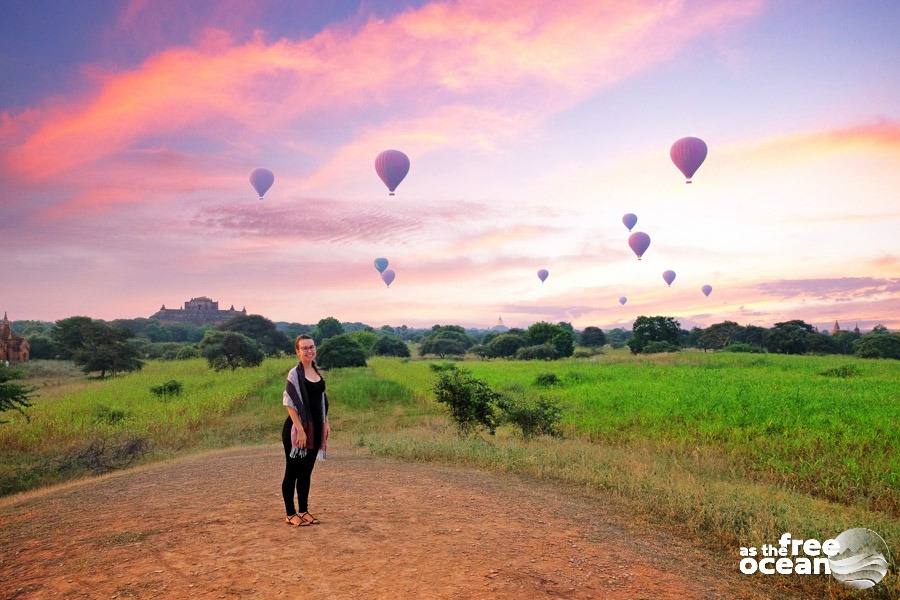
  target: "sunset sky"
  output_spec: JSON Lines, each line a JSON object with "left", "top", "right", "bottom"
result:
{"left": 3, "top": 0, "right": 899, "bottom": 330}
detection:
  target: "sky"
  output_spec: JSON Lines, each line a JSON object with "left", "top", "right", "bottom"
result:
{"left": 2, "top": 0, "right": 899, "bottom": 330}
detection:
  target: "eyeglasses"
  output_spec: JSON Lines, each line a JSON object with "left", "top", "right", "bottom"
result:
{"left": 298, "top": 345, "right": 316, "bottom": 352}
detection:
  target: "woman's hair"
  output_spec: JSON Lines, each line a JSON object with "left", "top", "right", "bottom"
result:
{"left": 294, "top": 334, "right": 314, "bottom": 351}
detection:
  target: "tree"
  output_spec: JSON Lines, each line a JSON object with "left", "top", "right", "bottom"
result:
{"left": 854, "top": 332, "right": 900, "bottom": 359}
{"left": 200, "top": 331, "right": 264, "bottom": 371}
{"left": 316, "top": 334, "right": 367, "bottom": 368}
{"left": 870, "top": 324, "right": 890, "bottom": 335}
{"left": 579, "top": 327, "right": 606, "bottom": 348}
{"left": 627, "top": 316, "right": 681, "bottom": 354}
{"left": 74, "top": 340, "right": 144, "bottom": 378}
{"left": 51, "top": 318, "right": 144, "bottom": 377}
{"left": 485, "top": 333, "right": 527, "bottom": 358}
{"left": 525, "top": 322, "right": 558, "bottom": 346}
{"left": 766, "top": 320, "right": 814, "bottom": 355}
{"left": 606, "top": 328, "right": 632, "bottom": 349}
{"left": 0, "top": 364, "right": 34, "bottom": 423}
{"left": 698, "top": 321, "right": 745, "bottom": 350}
{"left": 433, "top": 368, "right": 500, "bottom": 436}
{"left": 550, "top": 330, "right": 575, "bottom": 357}
{"left": 25, "top": 335, "right": 60, "bottom": 359}
{"left": 374, "top": 335, "right": 410, "bottom": 357}
{"left": 831, "top": 330, "right": 861, "bottom": 354}
{"left": 805, "top": 332, "right": 838, "bottom": 354}
{"left": 219, "top": 314, "right": 292, "bottom": 356}
{"left": 683, "top": 327, "right": 703, "bottom": 348}
{"left": 743, "top": 325, "right": 768, "bottom": 348}
{"left": 50, "top": 316, "right": 97, "bottom": 359}
{"left": 420, "top": 338, "right": 467, "bottom": 358}
{"left": 313, "top": 317, "right": 345, "bottom": 342}
{"left": 348, "top": 330, "right": 379, "bottom": 356}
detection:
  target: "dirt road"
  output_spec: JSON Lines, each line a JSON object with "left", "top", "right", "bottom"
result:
{"left": 1, "top": 444, "right": 781, "bottom": 599}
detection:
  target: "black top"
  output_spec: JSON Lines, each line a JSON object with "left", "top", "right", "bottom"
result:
{"left": 304, "top": 375, "right": 326, "bottom": 448}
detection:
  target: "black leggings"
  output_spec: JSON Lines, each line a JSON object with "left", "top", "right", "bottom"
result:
{"left": 281, "top": 417, "right": 319, "bottom": 515}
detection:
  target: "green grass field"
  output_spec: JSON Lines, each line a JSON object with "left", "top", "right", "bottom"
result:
{"left": 2, "top": 351, "right": 898, "bottom": 598}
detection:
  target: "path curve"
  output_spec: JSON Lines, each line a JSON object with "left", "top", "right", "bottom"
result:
{"left": 1, "top": 444, "right": 780, "bottom": 599}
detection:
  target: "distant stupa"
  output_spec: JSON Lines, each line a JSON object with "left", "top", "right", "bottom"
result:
{"left": 492, "top": 315, "right": 509, "bottom": 333}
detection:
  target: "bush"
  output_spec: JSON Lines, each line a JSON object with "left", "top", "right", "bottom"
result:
{"left": 533, "top": 373, "right": 560, "bottom": 387}
{"left": 515, "top": 344, "right": 560, "bottom": 360}
{"left": 92, "top": 405, "right": 129, "bottom": 426}
{"left": 485, "top": 333, "right": 527, "bottom": 358}
{"left": 316, "top": 334, "right": 367, "bottom": 369}
{"left": 175, "top": 345, "right": 200, "bottom": 360}
{"left": 572, "top": 348, "right": 597, "bottom": 358}
{"left": 854, "top": 333, "right": 900, "bottom": 359}
{"left": 374, "top": 335, "right": 410, "bottom": 357}
{"left": 58, "top": 436, "right": 149, "bottom": 475}
{"left": 819, "top": 365, "right": 861, "bottom": 378}
{"left": 429, "top": 362, "right": 458, "bottom": 373}
{"left": 497, "top": 396, "right": 562, "bottom": 439}
{"left": 0, "top": 364, "right": 34, "bottom": 423}
{"left": 721, "top": 343, "right": 764, "bottom": 353}
{"left": 432, "top": 369, "right": 500, "bottom": 436}
{"left": 642, "top": 341, "right": 680, "bottom": 354}
{"left": 200, "top": 331, "right": 264, "bottom": 371}
{"left": 150, "top": 379, "right": 183, "bottom": 398}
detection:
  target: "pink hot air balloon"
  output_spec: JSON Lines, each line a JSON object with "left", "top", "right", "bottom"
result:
{"left": 381, "top": 269, "right": 396, "bottom": 287}
{"left": 622, "top": 213, "right": 637, "bottom": 231}
{"left": 375, "top": 150, "right": 410, "bottom": 195}
{"left": 701, "top": 284, "right": 712, "bottom": 297}
{"left": 670, "top": 137, "right": 708, "bottom": 183}
{"left": 537, "top": 269, "right": 549, "bottom": 283}
{"left": 662, "top": 270, "right": 676, "bottom": 287}
{"left": 249, "top": 168, "right": 274, "bottom": 200}
{"left": 618, "top": 296, "right": 627, "bottom": 305}
{"left": 628, "top": 232, "right": 651, "bottom": 260}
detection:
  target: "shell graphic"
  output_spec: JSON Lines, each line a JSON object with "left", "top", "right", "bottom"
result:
{"left": 828, "top": 528, "right": 891, "bottom": 589}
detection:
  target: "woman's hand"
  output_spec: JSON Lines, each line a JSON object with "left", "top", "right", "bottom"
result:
{"left": 324, "top": 421, "right": 331, "bottom": 442}
{"left": 295, "top": 425, "right": 307, "bottom": 447}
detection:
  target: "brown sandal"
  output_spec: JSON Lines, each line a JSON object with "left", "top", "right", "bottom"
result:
{"left": 285, "top": 514, "right": 309, "bottom": 527}
{"left": 299, "top": 511, "right": 320, "bottom": 525}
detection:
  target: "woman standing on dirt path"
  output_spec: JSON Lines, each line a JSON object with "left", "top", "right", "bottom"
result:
{"left": 281, "top": 334, "right": 330, "bottom": 527}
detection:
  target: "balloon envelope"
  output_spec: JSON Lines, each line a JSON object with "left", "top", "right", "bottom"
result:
{"left": 374, "top": 258, "right": 389, "bottom": 273}
{"left": 662, "top": 270, "right": 676, "bottom": 286}
{"left": 381, "top": 269, "right": 396, "bottom": 287}
{"left": 375, "top": 150, "right": 410, "bottom": 194}
{"left": 618, "top": 296, "right": 627, "bottom": 305}
{"left": 701, "top": 284, "right": 713, "bottom": 297}
{"left": 249, "top": 168, "right": 274, "bottom": 199}
{"left": 670, "top": 137, "right": 707, "bottom": 183}
{"left": 628, "top": 232, "right": 651, "bottom": 260}
{"left": 622, "top": 213, "right": 637, "bottom": 231}
{"left": 537, "top": 269, "right": 549, "bottom": 283}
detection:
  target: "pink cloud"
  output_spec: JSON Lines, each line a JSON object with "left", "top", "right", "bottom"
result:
{"left": 3, "top": 0, "right": 766, "bottom": 187}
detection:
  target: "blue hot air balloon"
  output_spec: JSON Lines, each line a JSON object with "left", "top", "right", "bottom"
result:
{"left": 249, "top": 168, "right": 274, "bottom": 200}
{"left": 537, "top": 269, "right": 549, "bottom": 283}
{"left": 374, "top": 258, "right": 389, "bottom": 273}
{"left": 622, "top": 213, "right": 637, "bottom": 231}
{"left": 381, "top": 269, "right": 396, "bottom": 287}
{"left": 618, "top": 296, "right": 627, "bottom": 305}
{"left": 662, "top": 270, "right": 676, "bottom": 287}
{"left": 701, "top": 284, "right": 712, "bottom": 297}
{"left": 375, "top": 150, "right": 410, "bottom": 195}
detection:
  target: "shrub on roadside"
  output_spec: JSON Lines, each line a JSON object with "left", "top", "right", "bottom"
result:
{"left": 497, "top": 395, "right": 562, "bottom": 439}
{"left": 433, "top": 368, "right": 500, "bottom": 436}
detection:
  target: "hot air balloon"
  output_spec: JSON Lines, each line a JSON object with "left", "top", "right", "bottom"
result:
{"left": 618, "top": 296, "right": 627, "bottom": 305}
{"left": 374, "top": 258, "right": 389, "bottom": 273}
{"left": 381, "top": 269, "right": 396, "bottom": 287}
{"left": 701, "top": 284, "right": 712, "bottom": 297}
{"left": 662, "top": 270, "right": 676, "bottom": 287}
{"left": 537, "top": 269, "right": 549, "bottom": 283}
{"left": 628, "top": 232, "right": 651, "bottom": 260}
{"left": 375, "top": 150, "right": 410, "bottom": 195}
{"left": 670, "top": 137, "right": 707, "bottom": 183}
{"left": 622, "top": 213, "right": 637, "bottom": 231}
{"left": 249, "top": 168, "right": 274, "bottom": 200}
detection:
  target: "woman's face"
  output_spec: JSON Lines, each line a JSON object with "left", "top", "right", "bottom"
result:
{"left": 296, "top": 339, "right": 316, "bottom": 361}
